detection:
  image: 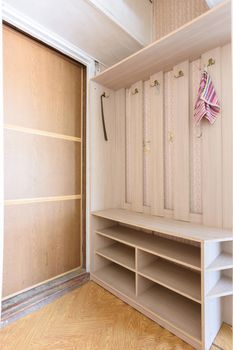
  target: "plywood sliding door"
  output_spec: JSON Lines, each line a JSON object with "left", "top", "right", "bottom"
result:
{"left": 3, "top": 26, "right": 85, "bottom": 297}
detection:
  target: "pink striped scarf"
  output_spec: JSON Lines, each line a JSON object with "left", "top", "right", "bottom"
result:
{"left": 194, "top": 70, "right": 220, "bottom": 124}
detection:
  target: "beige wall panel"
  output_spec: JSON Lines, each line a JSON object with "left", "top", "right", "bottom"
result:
{"left": 4, "top": 130, "right": 81, "bottom": 200}
{"left": 173, "top": 61, "right": 190, "bottom": 221}
{"left": 3, "top": 199, "right": 81, "bottom": 297}
{"left": 221, "top": 44, "right": 232, "bottom": 229}
{"left": 3, "top": 26, "right": 83, "bottom": 138}
{"left": 153, "top": 0, "right": 208, "bottom": 40}
{"left": 201, "top": 48, "right": 222, "bottom": 227}
{"left": 130, "top": 81, "right": 143, "bottom": 213}
{"left": 150, "top": 72, "right": 164, "bottom": 216}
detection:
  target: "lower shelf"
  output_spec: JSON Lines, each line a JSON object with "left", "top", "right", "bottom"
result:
{"left": 207, "top": 276, "right": 233, "bottom": 298}
{"left": 94, "top": 263, "right": 135, "bottom": 298}
{"left": 138, "top": 282, "right": 201, "bottom": 342}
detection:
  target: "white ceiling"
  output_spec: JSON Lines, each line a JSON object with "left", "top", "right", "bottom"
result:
{"left": 205, "top": 0, "right": 226, "bottom": 7}
{"left": 2, "top": 0, "right": 145, "bottom": 67}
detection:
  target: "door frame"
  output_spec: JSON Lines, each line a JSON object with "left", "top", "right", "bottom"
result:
{"left": 0, "top": 2, "right": 95, "bottom": 319}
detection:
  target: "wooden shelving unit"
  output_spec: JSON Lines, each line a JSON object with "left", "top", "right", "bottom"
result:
{"left": 92, "top": 1, "right": 231, "bottom": 90}
{"left": 138, "top": 257, "right": 201, "bottom": 303}
{"left": 96, "top": 242, "right": 135, "bottom": 271}
{"left": 206, "top": 252, "right": 233, "bottom": 271}
{"left": 138, "top": 280, "right": 201, "bottom": 342}
{"left": 91, "top": 209, "right": 233, "bottom": 350}
{"left": 207, "top": 276, "right": 233, "bottom": 298}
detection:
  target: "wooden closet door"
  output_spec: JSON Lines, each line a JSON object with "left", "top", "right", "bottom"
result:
{"left": 3, "top": 25, "right": 85, "bottom": 297}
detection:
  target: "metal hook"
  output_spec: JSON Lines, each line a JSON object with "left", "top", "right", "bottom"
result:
{"left": 174, "top": 70, "right": 184, "bottom": 79}
{"left": 100, "top": 92, "right": 109, "bottom": 141}
{"left": 131, "top": 88, "right": 139, "bottom": 95}
{"left": 207, "top": 58, "right": 215, "bottom": 67}
{"left": 102, "top": 92, "right": 110, "bottom": 98}
{"left": 150, "top": 80, "right": 160, "bottom": 88}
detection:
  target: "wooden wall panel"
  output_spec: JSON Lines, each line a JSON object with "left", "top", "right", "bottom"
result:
{"left": 130, "top": 81, "right": 143, "bottom": 212}
{"left": 201, "top": 48, "right": 222, "bottom": 227}
{"left": 173, "top": 61, "right": 190, "bottom": 221}
{"left": 153, "top": 0, "right": 208, "bottom": 40}
{"left": 221, "top": 44, "right": 232, "bottom": 229}
{"left": 3, "top": 26, "right": 83, "bottom": 138}
{"left": 150, "top": 72, "right": 164, "bottom": 216}
{"left": 3, "top": 199, "right": 81, "bottom": 297}
{"left": 4, "top": 130, "right": 81, "bottom": 200}
{"left": 143, "top": 80, "right": 151, "bottom": 209}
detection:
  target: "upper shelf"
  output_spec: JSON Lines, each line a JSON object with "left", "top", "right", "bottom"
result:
{"left": 92, "top": 0, "right": 231, "bottom": 90}
{"left": 92, "top": 208, "right": 233, "bottom": 243}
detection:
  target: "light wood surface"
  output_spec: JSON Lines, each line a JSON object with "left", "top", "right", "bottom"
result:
{"left": 96, "top": 243, "right": 135, "bottom": 271}
{"left": 153, "top": 0, "right": 208, "bottom": 40}
{"left": 207, "top": 276, "right": 233, "bottom": 299}
{"left": 96, "top": 226, "right": 201, "bottom": 271}
{"left": 201, "top": 48, "right": 222, "bottom": 228}
{"left": 137, "top": 279, "right": 202, "bottom": 341}
{"left": 173, "top": 61, "right": 190, "bottom": 221}
{"left": 138, "top": 258, "right": 201, "bottom": 303}
{"left": 92, "top": 1, "right": 230, "bottom": 89}
{"left": 4, "top": 194, "right": 81, "bottom": 206}
{"left": 3, "top": 26, "right": 83, "bottom": 138}
{"left": 150, "top": 71, "right": 164, "bottom": 216}
{"left": 94, "top": 263, "right": 136, "bottom": 298}
{"left": 4, "top": 129, "right": 81, "bottom": 200}
{"left": 0, "top": 281, "right": 231, "bottom": 350}
{"left": 3, "top": 200, "right": 81, "bottom": 297}
{"left": 206, "top": 252, "right": 233, "bottom": 271}
{"left": 93, "top": 209, "right": 233, "bottom": 242}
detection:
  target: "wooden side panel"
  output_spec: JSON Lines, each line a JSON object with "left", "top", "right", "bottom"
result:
{"left": 3, "top": 199, "right": 81, "bottom": 297}
{"left": 3, "top": 26, "right": 83, "bottom": 138}
{"left": 90, "top": 82, "right": 121, "bottom": 210}
{"left": 201, "top": 48, "right": 222, "bottom": 227}
{"left": 143, "top": 80, "right": 151, "bottom": 210}
{"left": 115, "top": 89, "right": 126, "bottom": 209}
{"left": 173, "top": 61, "right": 190, "bottom": 221}
{"left": 150, "top": 71, "right": 164, "bottom": 216}
{"left": 4, "top": 130, "right": 81, "bottom": 200}
{"left": 130, "top": 81, "right": 143, "bottom": 212}
{"left": 221, "top": 44, "right": 232, "bottom": 230}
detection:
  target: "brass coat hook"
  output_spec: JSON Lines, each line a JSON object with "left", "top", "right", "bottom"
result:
{"left": 207, "top": 58, "right": 215, "bottom": 67}
{"left": 131, "top": 88, "right": 139, "bottom": 95}
{"left": 150, "top": 80, "right": 160, "bottom": 87}
{"left": 174, "top": 70, "right": 184, "bottom": 79}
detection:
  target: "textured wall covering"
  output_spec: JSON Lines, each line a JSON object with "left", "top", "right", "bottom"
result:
{"left": 153, "top": 0, "right": 209, "bottom": 40}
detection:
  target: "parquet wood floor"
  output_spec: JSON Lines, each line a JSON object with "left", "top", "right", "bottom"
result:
{"left": 0, "top": 281, "right": 232, "bottom": 350}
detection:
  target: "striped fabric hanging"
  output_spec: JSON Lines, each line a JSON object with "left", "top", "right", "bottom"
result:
{"left": 194, "top": 70, "right": 220, "bottom": 124}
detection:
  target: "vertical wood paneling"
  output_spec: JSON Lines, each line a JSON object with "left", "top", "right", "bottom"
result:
{"left": 130, "top": 81, "right": 143, "bottom": 212}
{"left": 164, "top": 71, "right": 174, "bottom": 212}
{"left": 125, "top": 88, "right": 132, "bottom": 206}
{"left": 221, "top": 44, "right": 232, "bottom": 230}
{"left": 150, "top": 71, "right": 164, "bottom": 216}
{"left": 115, "top": 88, "right": 126, "bottom": 209}
{"left": 143, "top": 80, "right": 151, "bottom": 209}
{"left": 173, "top": 61, "right": 190, "bottom": 221}
{"left": 190, "top": 59, "right": 202, "bottom": 215}
{"left": 201, "top": 48, "right": 222, "bottom": 227}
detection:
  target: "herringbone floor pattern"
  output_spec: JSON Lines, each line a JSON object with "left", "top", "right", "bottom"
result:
{"left": 0, "top": 282, "right": 232, "bottom": 350}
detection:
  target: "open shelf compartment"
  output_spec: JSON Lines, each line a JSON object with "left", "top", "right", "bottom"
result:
{"left": 137, "top": 275, "right": 202, "bottom": 342}
{"left": 93, "top": 256, "right": 136, "bottom": 298}
{"left": 96, "top": 225, "right": 201, "bottom": 271}
{"left": 137, "top": 250, "right": 201, "bottom": 303}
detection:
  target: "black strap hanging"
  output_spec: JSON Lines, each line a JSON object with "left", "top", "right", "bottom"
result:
{"left": 100, "top": 92, "right": 108, "bottom": 141}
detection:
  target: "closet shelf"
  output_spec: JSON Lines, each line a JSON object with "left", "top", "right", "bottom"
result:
{"left": 138, "top": 258, "right": 201, "bottom": 303}
{"left": 96, "top": 243, "right": 135, "bottom": 271}
{"left": 207, "top": 276, "right": 233, "bottom": 298}
{"left": 138, "top": 284, "right": 201, "bottom": 342}
{"left": 93, "top": 263, "right": 135, "bottom": 298}
{"left": 92, "top": 208, "right": 233, "bottom": 242}
{"left": 96, "top": 226, "right": 201, "bottom": 271}
{"left": 92, "top": 1, "right": 231, "bottom": 90}
{"left": 206, "top": 253, "right": 233, "bottom": 271}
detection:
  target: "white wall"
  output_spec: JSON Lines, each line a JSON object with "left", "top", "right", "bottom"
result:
{"left": 88, "top": 0, "right": 152, "bottom": 45}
